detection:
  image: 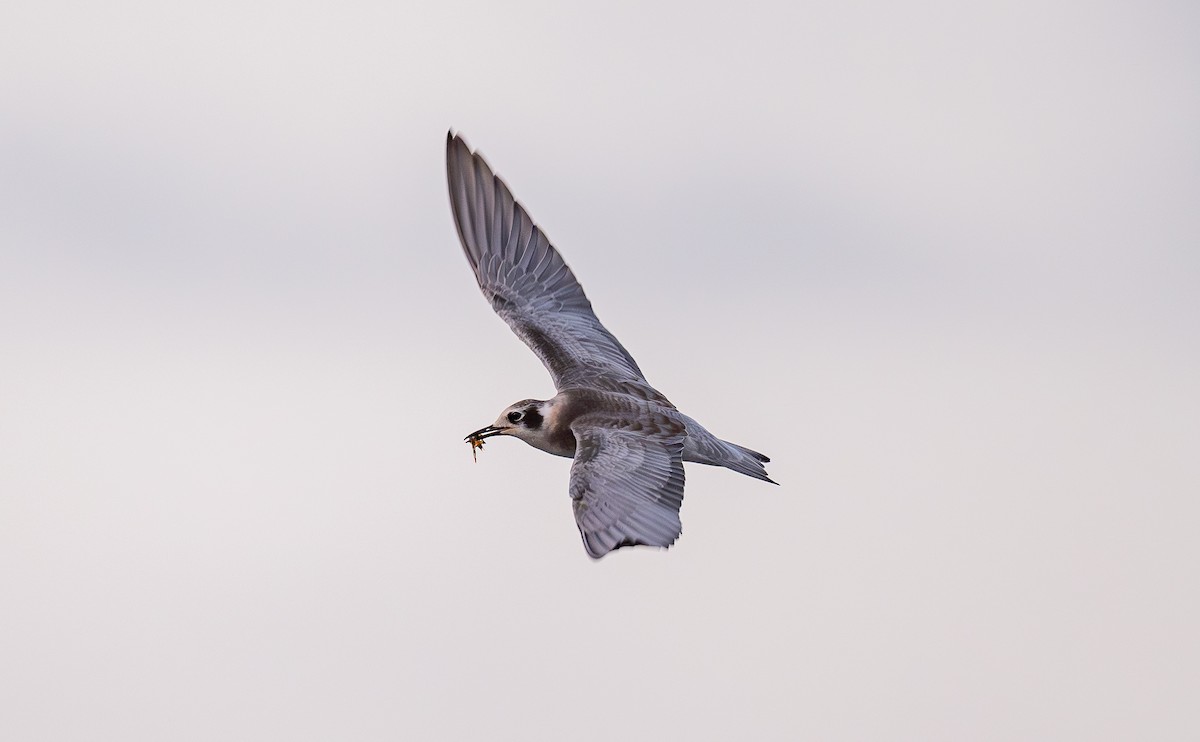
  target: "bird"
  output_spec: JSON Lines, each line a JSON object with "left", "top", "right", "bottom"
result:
{"left": 448, "top": 131, "right": 775, "bottom": 559}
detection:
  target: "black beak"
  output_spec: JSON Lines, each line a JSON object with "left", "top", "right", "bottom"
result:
{"left": 464, "top": 425, "right": 505, "bottom": 442}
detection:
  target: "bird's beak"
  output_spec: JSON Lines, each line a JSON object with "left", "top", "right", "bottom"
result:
{"left": 464, "top": 425, "right": 506, "bottom": 442}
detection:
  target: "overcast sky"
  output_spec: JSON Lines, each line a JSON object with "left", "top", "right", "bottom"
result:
{"left": 2, "top": 1, "right": 1198, "bottom": 740}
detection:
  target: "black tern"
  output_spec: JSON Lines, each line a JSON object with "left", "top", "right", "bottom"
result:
{"left": 449, "top": 132, "right": 775, "bottom": 558}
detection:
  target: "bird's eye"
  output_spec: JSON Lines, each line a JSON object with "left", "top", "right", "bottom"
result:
{"left": 507, "top": 411, "right": 524, "bottom": 424}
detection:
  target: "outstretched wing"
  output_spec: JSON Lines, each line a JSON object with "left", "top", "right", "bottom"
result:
{"left": 569, "top": 413, "right": 687, "bottom": 559}
{"left": 446, "top": 132, "right": 670, "bottom": 404}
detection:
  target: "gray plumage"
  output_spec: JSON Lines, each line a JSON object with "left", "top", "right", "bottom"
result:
{"left": 449, "top": 132, "right": 774, "bottom": 559}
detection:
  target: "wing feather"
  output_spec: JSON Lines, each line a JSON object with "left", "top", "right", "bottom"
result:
{"left": 569, "top": 413, "right": 687, "bottom": 559}
{"left": 446, "top": 132, "right": 671, "bottom": 406}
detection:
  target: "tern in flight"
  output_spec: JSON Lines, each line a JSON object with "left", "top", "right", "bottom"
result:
{"left": 450, "top": 132, "right": 775, "bottom": 558}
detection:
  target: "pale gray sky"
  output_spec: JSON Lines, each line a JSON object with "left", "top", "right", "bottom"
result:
{"left": 1, "top": 1, "right": 1198, "bottom": 740}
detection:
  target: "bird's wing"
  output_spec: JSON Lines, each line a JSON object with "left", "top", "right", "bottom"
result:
{"left": 568, "top": 412, "right": 687, "bottom": 559}
{"left": 446, "top": 133, "right": 671, "bottom": 405}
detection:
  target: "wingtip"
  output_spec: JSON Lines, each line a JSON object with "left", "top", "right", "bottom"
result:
{"left": 446, "top": 129, "right": 470, "bottom": 158}
{"left": 446, "top": 131, "right": 489, "bottom": 173}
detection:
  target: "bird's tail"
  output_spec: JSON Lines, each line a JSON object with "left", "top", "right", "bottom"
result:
{"left": 718, "top": 441, "right": 777, "bottom": 484}
{"left": 678, "top": 414, "right": 777, "bottom": 485}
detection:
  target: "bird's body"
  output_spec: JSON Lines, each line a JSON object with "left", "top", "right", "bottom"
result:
{"left": 449, "top": 132, "right": 774, "bottom": 558}
{"left": 483, "top": 388, "right": 774, "bottom": 476}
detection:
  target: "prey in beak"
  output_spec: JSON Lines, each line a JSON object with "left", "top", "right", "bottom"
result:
{"left": 464, "top": 425, "right": 506, "bottom": 462}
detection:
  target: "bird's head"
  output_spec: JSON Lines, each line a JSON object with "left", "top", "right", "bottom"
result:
{"left": 465, "top": 399, "right": 549, "bottom": 448}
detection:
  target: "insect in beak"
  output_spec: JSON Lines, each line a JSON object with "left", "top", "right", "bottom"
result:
{"left": 464, "top": 426, "right": 504, "bottom": 462}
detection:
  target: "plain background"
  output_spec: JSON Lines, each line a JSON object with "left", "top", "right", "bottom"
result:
{"left": 2, "top": 1, "right": 1197, "bottom": 739}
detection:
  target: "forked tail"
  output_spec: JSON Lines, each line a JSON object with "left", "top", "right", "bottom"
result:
{"left": 718, "top": 440, "right": 777, "bottom": 484}
{"left": 678, "top": 414, "right": 777, "bottom": 485}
